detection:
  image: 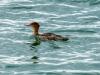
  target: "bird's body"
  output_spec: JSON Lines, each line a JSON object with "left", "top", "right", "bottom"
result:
{"left": 39, "top": 33, "right": 68, "bottom": 41}
{"left": 27, "top": 22, "right": 69, "bottom": 41}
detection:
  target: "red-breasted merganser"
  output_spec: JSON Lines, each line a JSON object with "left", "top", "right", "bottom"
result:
{"left": 27, "top": 22, "right": 69, "bottom": 41}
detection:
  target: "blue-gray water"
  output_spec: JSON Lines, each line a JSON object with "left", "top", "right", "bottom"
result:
{"left": 0, "top": 0, "right": 100, "bottom": 75}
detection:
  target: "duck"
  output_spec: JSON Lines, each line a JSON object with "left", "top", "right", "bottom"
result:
{"left": 27, "top": 22, "right": 69, "bottom": 41}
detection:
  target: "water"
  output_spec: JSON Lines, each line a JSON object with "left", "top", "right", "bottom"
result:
{"left": 0, "top": 0, "right": 100, "bottom": 75}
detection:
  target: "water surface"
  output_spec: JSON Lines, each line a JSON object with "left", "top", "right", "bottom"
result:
{"left": 0, "top": 0, "right": 100, "bottom": 75}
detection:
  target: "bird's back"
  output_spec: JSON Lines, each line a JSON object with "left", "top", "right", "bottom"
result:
{"left": 39, "top": 33, "right": 69, "bottom": 41}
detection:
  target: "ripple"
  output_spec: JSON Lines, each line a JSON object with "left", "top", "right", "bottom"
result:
{"left": 0, "top": 70, "right": 100, "bottom": 75}
{"left": 89, "top": 0, "right": 100, "bottom": 6}
{"left": 7, "top": 70, "right": 100, "bottom": 74}
{"left": 26, "top": 11, "right": 58, "bottom": 16}
{"left": 0, "top": 37, "right": 28, "bottom": 44}
{"left": 0, "top": 0, "right": 11, "bottom": 6}
{"left": 53, "top": 29, "right": 96, "bottom": 34}
{"left": 36, "top": 70, "right": 100, "bottom": 73}
{"left": 78, "top": 16, "right": 98, "bottom": 19}
{"left": 10, "top": 3, "right": 79, "bottom": 9}
{"left": 0, "top": 19, "right": 16, "bottom": 25}
{"left": 12, "top": 0, "right": 32, "bottom": 2}
{"left": 0, "top": 55, "right": 31, "bottom": 64}
{"left": 78, "top": 16, "right": 100, "bottom": 24}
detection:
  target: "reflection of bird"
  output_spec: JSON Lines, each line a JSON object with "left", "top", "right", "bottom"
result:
{"left": 31, "top": 56, "right": 39, "bottom": 59}
{"left": 31, "top": 56, "right": 39, "bottom": 63}
{"left": 27, "top": 22, "right": 69, "bottom": 41}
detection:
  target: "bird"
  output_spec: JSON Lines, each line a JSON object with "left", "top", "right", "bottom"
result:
{"left": 26, "top": 22, "right": 69, "bottom": 41}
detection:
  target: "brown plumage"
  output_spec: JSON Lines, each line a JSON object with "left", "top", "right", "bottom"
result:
{"left": 27, "top": 22, "right": 69, "bottom": 41}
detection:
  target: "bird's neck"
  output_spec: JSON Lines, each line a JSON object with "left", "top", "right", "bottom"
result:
{"left": 32, "top": 27, "right": 39, "bottom": 35}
